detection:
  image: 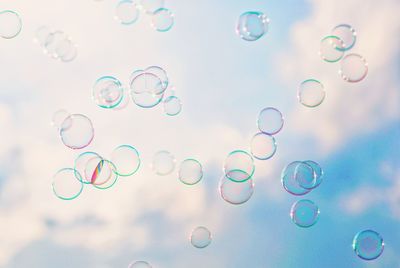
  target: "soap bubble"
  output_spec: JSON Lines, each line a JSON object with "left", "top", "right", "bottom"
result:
{"left": 190, "top": 226, "right": 212, "bottom": 248}
{"left": 85, "top": 157, "right": 118, "bottom": 189}
{"left": 93, "top": 76, "right": 124, "bottom": 109}
{"left": 250, "top": 132, "right": 277, "bottom": 160}
{"left": 219, "top": 175, "right": 254, "bottom": 205}
{"left": 294, "top": 162, "right": 317, "bottom": 189}
{"left": 145, "top": 66, "right": 168, "bottom": 91}
{"left": 128, "top": 261, "right": 152, "bottom": 268}
{"left": 151, "top": 8, "right": 174, "bottom": 32}
{"left": 339, "top": 53, "right": 368, "bottom": 83}
{"left": 163, "top": 96, "right": 182, "bottom": 116}
{"left": 0, "top": 10, "right": 22, "bottom": 39}
{"left": 353, "top": 230, "right": 384, "bottom": 261}
{"left": 223, "top": 150, "right": 254, "bottom": 182}
{"left": 115, "top": 0, "right": 140, "bottom": 25}
{"left": 281, "top": 161, "right": 311, "bottom": 196}
{"left": 178, "top": 159, "right": 203, "bottom": 185}
{"left": 236, "top": 11, "right": 269, "bottom": 41}
{"left": 319, "top": 35, "right": 344, "bottom": 63}
{"left": 74, "top": 151, "right": 102, "bottom": 184}
{"left": 331, "top": 24, "right": 356, "bottom": 51}
{"left": 303, "top": 160, "right": 323, "bottom": 189}
{"left": 152, "top": 150, "right": 175, "bottom": 175}
{"left": 298, "top": 79, "right": 325, "bottom": 108}
{"left": 257, "top": 107, "right": 284, "bottom": 135}
{"left": 51, "top": 109, "right": 71, "bottom": 129}
{"left": 52, "top": 168, "right": 83, "bottom": 200}
{"left": 110, "top": 145, "right": 141, "bottom": 176}
{"left": 290, "top": 199, "right": 320, "bottom": 228}
{"left": 59, "top": 114, "right": 94, "bottom": 150}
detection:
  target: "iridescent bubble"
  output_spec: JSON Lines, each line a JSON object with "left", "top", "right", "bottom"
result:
{"left": 319, "top": 35, "right": 344, "bottom": 63}
{"left": 93, "top": 76, "right": 124, "bottom": 109}
{"left": 152, "top": 150, "right": 175, "bottom": 175}
{"left": 128, "top": 261, "right": 152, "bottom": 268}
{"left": 298, "top": 79, "right": 325, "bottom": 108}
{"left": 110, "top": 145, "right": 140, "bottom": 176}
{"left": 130, "top": 72, "right": 165, "bottom": 108}
{"left": 219, "top": 175, "right": 254, "bottom": 205}
{"left": 0, "top": 10, "right": 22, "bottom": 39}
{"left": 236, "top": 11, "right": 269, "bottom": 41}
{"left": 151, "top": 8, "right": 174, "bottom": 32}
{"left": 115, "top": 0, "right": 140, "bottom": 25}
{"left": 223, "top": 150, "right": 254, "bottom": 182}
{"left": 281, "top": 161, "right": 311, "bottom": 196}
{"left": 51, "top": 109, "right": 71, "bottom": 129}
{"left": 331, "top": 24, "right": 357, "bottom": 51}
{"left": 85, "top": 157, "right": 118, "bottom": 189}
{"left": 74, "top": 151, "right": 102, "bottom": 184}
{"left": 257, "top": 107, "right": 284, "bottom": 135}
{"left": 52, "top": 168, "right": 83, "bottom": 200}
{"left": 294, "top": 162, "right": 316, "bottom": 189}
{"left": 190, "top": 226, "right": 212, "bottom": 249}
{"left": 290, "top": 199, "right": 320, "bottom": 228}
{"left": 303, "top": 160, "right": 323, "bottom": 189}
{"left": 139, "top": 0, "right": 164, "bottom": 14}
{"left": 339, "top": 53, "right": 368, "bottom": 83}
{"left": 59, "top": 114, "right": 94, "bottom": 150}
{"left": 163, "top": 96, "right": 182, "bottom": 116}
{"left": 353, "top": 230, "right": 384, "bottom": 261}
{"left": 250, "top": 132, "right": 277, "bottom": 160}
{"left": 178, "top": 159, "right": 203, "bottom": 185}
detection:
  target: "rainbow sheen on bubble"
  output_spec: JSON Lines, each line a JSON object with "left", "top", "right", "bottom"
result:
{"left": 281, "top": 161, "right": 311, "bottom": 196}
{"left": 290, "top": 199, "right": 320, "bottom": 228}
{"left": 163, "top": 95, "right": 182, "bottom": 116}
{"left": 74, "top": 151, "right": 102, "bottom": 184}
{"left": 353, "top": 230, "right": 384, "bottom": 261}
{"left": 331, "top": 24, "right": 357, "bottom": 51}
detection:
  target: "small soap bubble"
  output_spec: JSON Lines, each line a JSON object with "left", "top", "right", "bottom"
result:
{"left": 236, "top": 11, "right": 269, "bottom": 41}
{"left": 163, "top": 95, "right": 182, "bottom": 116}
{"left": 219, "top": 175, "right": 254, "bottom": 205}
{"left": 223, "top": 150, "right": 255, "bottom": 182}
{"left": 298, "top": 79, "right": 325, "bottom": 108}
{"left": 257, "top": 107, "right": 284, "bottom": 135}
{"left": 353, "top": 230, "right": 384, "bottom": 261}
{"left": 290, "top": 199, "right": 320, "bottom": 228}
{"left": 281, "top": 161, "right": 311, "bottom": 196}
{"left": 0, "top": 10, "right": 22, "bottom": 39}
{"left": 190, "top": 226, "right": 212, "bottom": 249}
{"left": 115, "top": 0, "right": 140, "bottom": 25}
{"left": 52, "top": 168, "right": 83, "bottom": 200}
{"left": 178, "top": 159, "right": 203, "bottom": 185}
{"left": 74, "top": 151, "right": 102, "bottom": 184}
{"left": 151, "top": 8, "right": 174, "bottom": 32}
{"left": 319, "top": 35, "right": 344, "bottom": 63}
{"left": 331, "top": 24, "right": 356, "bottom": 51}
{"left": 339, "top": 53, "right": 368, "bottom": 83}
{"left": 93, "top": 76, "right": 124, "bottom": 109}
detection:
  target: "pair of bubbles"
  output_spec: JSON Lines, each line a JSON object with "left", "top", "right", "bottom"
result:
{"left": 320, "top": 24, "right": 368, "bottom": 83}
{"left": 115, "top": 0, "right": 174, "bottom": 32}
{"left": 236, "top": 11, "right": 270, "bottom": 41}
{"left": 34, "top": 26, "right": 78, "bottom": 62}
{"left": 282, "top": 160, "right": 324, "bottom": 228}
{"left": 219, "top": 107, "right": 284, "bottom": 205}
{"left": 52, "top": 144, "right": 140, "bottom": 200}
{"left": 0, "top": 10, "right": 22, "bottom": 39}
{"left": 127, "top": 226, "right": 212, "bottom": 267}
{"left": 152, "top": 150, "right": 203, "bottom": 186}
{"left": 93, "top": 66, "right": 182, "bottom": 116}
{"left": 52, "top": 110, "right": 94, "bottom": 150}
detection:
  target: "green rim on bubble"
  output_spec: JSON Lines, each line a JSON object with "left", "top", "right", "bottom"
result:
{"left": 92, "top": 76, "right": 124, "bottom": 109}
{"left": 92, "top": 159, "right": 119, "bottom": 190}
{"left": 151, "top": 8, "right": 174, "bottom": 33}
{"left": 223, "top": 150, "right": 255, "bottom": 183}
{"left": 111, "top": 144, "right": 141, "bottom": 177}
{"left": 319, "top": 35, "right": 344, "bottom": 63}
{"left": 52, "top": 168, "right": 84, "bottom": 200}
{"left": 0, "top": 10, "right": 22, "bottom": 39}
{"left": 178, "top": 158, "right": 203, "bottom": 185}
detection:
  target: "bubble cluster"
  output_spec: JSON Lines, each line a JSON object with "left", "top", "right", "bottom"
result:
{"left": 352, "top": 230, "right": 384, "bottom": 260}
{"left": 290, "top": 199, "right": 320, "bottom": 228}
{"left": 190, "top": 226, "right": 212, "bottom": 248}
{"left": 236, "top": 11, "right": 269, "bottom": 41}
{"left": 0, "top": 10, "right": 22, "bottom": 39}
{"left": 34, "top": 26, "right": 77, "bottom": 62}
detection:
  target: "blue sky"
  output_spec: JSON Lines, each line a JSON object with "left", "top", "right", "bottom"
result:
{"left": 0, "top": 0, "right": 399, "bottom": 267}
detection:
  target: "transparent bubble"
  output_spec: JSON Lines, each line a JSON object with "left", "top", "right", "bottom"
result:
{"left": 60, "top": 43, "right": 78, "bottom": 62}
{"left": 190, "top": 226, "right": 212, "bottom": 249}
{"left": 51, "top": 109, "right": 71, "bottom": 129}
{"left": 85, "top": 157, "right": 118, "bottom": 189}
{"left": 59, "top": 114, "right": 94, "bottom": 150}
{"left": 257, "top": 107, "right": 284, "bottom": 135}
{"left": 112, "top": 88, "right": 130, "bottom": 111}
{"left": 110, "top": 145, "right": 141, "bottom": 176}
{"left": 130, "top": 73, "right": 165, "bottom": 108}
{"left": 139, "top": 0, "right": 164, "bottom": 14}
{"left": 281, "top": 161, "right": 311, "bottom": 196}
{"left": 223, "top": 150, "right": 255, "bottom": 182}
{"left": 74, "top": 151, "right": 102, "bottom": 184}
{"left": 151, "top": 8, "right": 174, "bottom": 32}
{"left": 303, "top": 160, "right": 323, "bottom": 189}
{"left": 219, "top": 175, "right": 254, "bottom": 205}
{"left": 131, "top": 91, "right": 164, "bottom": 108}
{"left": 319, "top": 35, "right": 344, "bottom": 63}
{"left": 0, "top": 10, "right": 22, "bottom": 39}
{"left": 178, "top": 159, "right": 203, "bottom": 185}
{"left": 339, "top": 53, "right": 368, "bottom": 83}
{"left": 152, "top": 150, "right": 175, "bottom": 175}
{"left": 250, "top": 132, "right": 277, "bottom": 160}
{"left": 129, "top": 69, "right": 144, "bottom": 86}
{"left": 331, "top": 24, "right": 356, "bottom": 51}
{"left": 35, "top": 26, "right": 51, "bottom": 46}
{"left": 294, "top": 162, "right": 316, "bottom": 189}
{"left": 55, "top": 38, "right": 75, "bottom": 59}
{"left": 115, "top": 0, "right": 140, "bottom": 25}
{"left": 236, "top": 11, "right": 269, "bottom": 41}
{"left": 290, "top": 199, "right": 320, "bottom": 228}
{"left": 52, "top": 168, "right": 83, "bottom": 200}
{"left": 353, "top": 230, "right": 384, "bottom": 261}
{"left": 44, "top": 31, "right": 69, "bottom": 59}
{"left": 298, "top": 79, "right": 325, "bottom": 108}
{"left": 128, "top": 261, "right": 152, "bottom": 268}
{"left": 145, "top": 66, "right": 168, "bottom": 91}
{"left": 163, "top": 96, "right": 182, "bottom": 116}
{"left": 93, "top": 76, "right": 124, "bottom": 109}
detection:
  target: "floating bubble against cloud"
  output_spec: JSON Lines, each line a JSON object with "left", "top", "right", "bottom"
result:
{"left": 151, "top": 8, "right": 174, "bottom": 32}
{"left": 163, "top": 95, "right": 182, "bottom": 116}
{"left": 115, "top": 0, "right": 140, "bottom": 25}
{"left": 339, "top": 53, "right": 368, "bottom": 83}
{"left": 74, "top": 151, "right": 102, "bottom": 184}
{"left": 303, "top": 160, "right": 323, "bottom": 189}
{"left": 294, "top": 161, "right": 317, "bottom": 189}
{"left": 250, "top": 132, "right": 277, "bottom": 160}
{"left": 93, "top": 76, "right": 124, "bottom": 109}
{"left": 130, "top": 72, "right": 165, "bottom": 108}
{"left": 190, "top": 226, "right": 212, "bottom": 249}
{"left": 236, "top": 11, "right": 269, "bottom": 41}
{"left": 178, "top": 158, "right": 203, "bottom": 185}
{"left": 298, "top": 79, "right": 325, "bottom": 108}
{"left": 223, "top": 150, "right": 255, "bottom": 182}
{"left": 319, "top": 35, "right": 344, "bottom": 63}
{"left": 331, "top": 24, "right": 356, "bottom": 51}
{"left": 353, "top": 230, "right": 384, "bottom": 260}
{"left": 110, "top": 145, "right": 141, "bottom": 176}
{"left": 281, "top": 161, "right": 311, "bottom": 196}
{"left": 128, "top": 261, "right": 152, "bottom": 268}
{"left": 59, "top": 114, "right": 94, "bottom": 150}
{"left": 290, "top": 199, "right": 320, "bottom": 228}
{"left": 0, "top": 10, "right": 22, "bottom": 39}
{"left": 152, "top": 150, "right": 175, "bottom": 175}
{"left": 52, "top": 168, "right": 83, "bottom": 200}
{"left": 219, "top": 175, "right": 254, "bottom": 205}
{"left": 257, "top": 107, "right": 284, "bottom": 135}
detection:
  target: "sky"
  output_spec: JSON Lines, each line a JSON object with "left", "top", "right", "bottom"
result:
{"left": 0, "top": 0, "right": 399, "bottom": 267}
